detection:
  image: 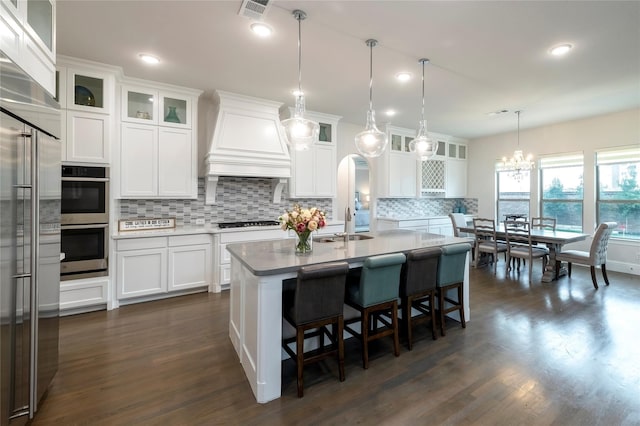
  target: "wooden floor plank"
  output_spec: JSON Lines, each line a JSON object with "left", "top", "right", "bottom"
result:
{"left": 31, "top": 263, "right": 640, "bottom": 425}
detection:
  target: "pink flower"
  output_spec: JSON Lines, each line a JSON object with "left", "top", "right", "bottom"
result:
{"left": 296, "top": 222, "right": 306, "bottom": 233}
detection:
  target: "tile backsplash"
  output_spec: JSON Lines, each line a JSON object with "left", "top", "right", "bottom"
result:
{"left": 118, "top": 178, "right": 477, "bottom": 226}
{"left": 118, "top": 177, "right": 333, "bottom": 226}
{"left": 376, "top": 197, "right": 478, "bottom": 218}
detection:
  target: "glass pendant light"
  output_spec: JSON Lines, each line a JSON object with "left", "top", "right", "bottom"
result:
{"left": 499, "top": 110, "right": 535, "bottom": 182}
{"left": 354, "top": 39, "right": 388, "bottom": 158}
{"left": 281, "top": 9, "right": 319, "bottom": 151}
{"left": 409, "top": 58, "right": 438, "bottom": 160}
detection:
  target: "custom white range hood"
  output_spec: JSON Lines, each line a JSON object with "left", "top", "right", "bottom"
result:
{"left": 204, "top": 90, "right": 291, "bottom": 204}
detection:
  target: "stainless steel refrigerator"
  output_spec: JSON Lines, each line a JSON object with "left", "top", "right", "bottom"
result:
{"left": 1, "top": 51, "right": 61, "bottom": 426}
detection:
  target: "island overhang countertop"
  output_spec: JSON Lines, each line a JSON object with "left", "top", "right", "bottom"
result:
{"left": 225, "top": 228, "right": 469, "bottom": 276}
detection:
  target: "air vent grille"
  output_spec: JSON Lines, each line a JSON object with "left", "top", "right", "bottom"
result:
{"left": 238, "top": 0, "right": 271, "bottom": 20}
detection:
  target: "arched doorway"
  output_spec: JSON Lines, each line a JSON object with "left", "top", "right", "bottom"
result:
{"left": 337, "top": 154, "right": 370, "bottom": 233}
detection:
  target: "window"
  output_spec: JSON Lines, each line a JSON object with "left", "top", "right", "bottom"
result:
{"left": 540, "top": 153, "right": 584, "bottom": 232}
{"left": 596, "top": 147, "right": 640, "bottom": 240}
{"left": 497, "top": 170, "right": 530, "bottom": 223}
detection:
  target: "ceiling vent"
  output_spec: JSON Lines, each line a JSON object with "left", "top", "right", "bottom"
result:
{"left": 238, "top": 0, "right": 271, "bottom": 20}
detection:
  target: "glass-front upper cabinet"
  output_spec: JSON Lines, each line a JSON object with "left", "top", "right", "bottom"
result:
{"left": 159, "top": 92, "right": 191, "bottom": 128}
{"left": 122, "top": 87, "right": 192, "bottom": 128}
{"left": 67, "top": 68, "right": 113, "bottom": 114}
{"left": 122, "top": 85, "right": 158, "bottom": 124}
{"left": 25, "top": 0, "right": 55, "bottom": 61}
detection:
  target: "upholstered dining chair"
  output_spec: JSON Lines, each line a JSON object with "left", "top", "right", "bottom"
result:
{"left": 472, "top": 218, "right": 507, "bottom": 274}
{"left": 399, "top": 247, "right": 442, "bottom": 350}
{"left": 282, "top": 261, "right": 350, "bottom": 397}
{"left": 504, "top": 220, "right": 549, "bottom": 284}
{"left": 344, "top": 252, "right": 406, "bottom": 369}
{"left": 436, "top": 243, "right": 471, "bottom": 336}
{"left": 555, "top": 222, "right": 617, "bottom": 290}
{"left": 449, "top": 213, "right": 475, "bottom": 260}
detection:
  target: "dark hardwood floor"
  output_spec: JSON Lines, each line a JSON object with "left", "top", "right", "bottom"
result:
{"left": 32, "top": 262, "right": 640, "bottom": 425}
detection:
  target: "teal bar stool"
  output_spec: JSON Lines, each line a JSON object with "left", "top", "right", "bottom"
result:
{"left": 437, "top": 243, "right": 471, "bottom": 337}
{"left": 400, "top": 247, "right": 442, "bottom": 350}
{"left": 282, "top": 261, "right": 350, "bottom": 397}
{"left": 344, "top": 252, "right": 406, "bottom": 369}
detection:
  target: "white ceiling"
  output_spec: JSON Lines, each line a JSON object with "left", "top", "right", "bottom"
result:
{"left": 56, "top": 0, "right": 640, "bottom": 140}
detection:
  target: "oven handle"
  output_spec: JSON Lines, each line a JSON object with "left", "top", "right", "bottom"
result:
{"left": 61, "top": 177, "right": 110, "bottom": 182}
{"left": 61, "top": 223, "right": 109, "bottom": 230}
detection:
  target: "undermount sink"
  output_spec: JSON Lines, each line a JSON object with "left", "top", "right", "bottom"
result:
{"left": 317, "top": 234, "right": 375, "bottom": 243}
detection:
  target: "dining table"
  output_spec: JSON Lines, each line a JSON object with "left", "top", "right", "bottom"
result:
{"left": 457, "top": 224, "right": 589, "bottom": 282}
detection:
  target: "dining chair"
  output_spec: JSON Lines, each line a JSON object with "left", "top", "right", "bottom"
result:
{"left": 437, "top": 243, "right": 471, "bottom": 336}
{"left": 472, "top": 218, "right": 508, "bottom": 274}
{"left": 555, "top": 222, "right": 617, "bottom": 290}
{"left": 531, "top": 217, "right": 556, "bottom": 231}
{"left": 282, "top": 261, "right": 350, "bottom": 397}
{"left": 344, "top": 252, "right": 406, "bottom": 369}
{"left": 399, "top": 247, "right": 442, "bottom": 350}
{"left": 504, "top": 220, "right": 549, "bottom": 284}
{"left": 449, "top": 213, "right": 475, "bottom": 260}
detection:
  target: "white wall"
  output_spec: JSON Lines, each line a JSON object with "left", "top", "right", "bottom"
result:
{"left": 467, "top": 107, "right": 640, "bottom": 274}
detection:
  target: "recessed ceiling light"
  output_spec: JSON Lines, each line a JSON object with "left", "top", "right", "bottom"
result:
{"left": 395, "top": 72, "right": 412, "bottom": 82}
{"left": 251, "top": 22, "right": 272, "bottom": 37}
{"left": 138, "top": 53, "right": 160, "bottom": 65}
{"left": 549, "top": 43, "right": 573, "bottom": 56}
{"left": 385, "top": 109, "right": 396, "bottom": 117}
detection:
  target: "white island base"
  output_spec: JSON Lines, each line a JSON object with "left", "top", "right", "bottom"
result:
{"left": 227, "top": 230, "right": 470, "bottom": 403}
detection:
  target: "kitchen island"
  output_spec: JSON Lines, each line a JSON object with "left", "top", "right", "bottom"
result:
{"left": 226, "top": 229, "right": 471, "bottom": 403}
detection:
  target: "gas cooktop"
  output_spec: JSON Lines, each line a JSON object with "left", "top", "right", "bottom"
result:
{"left": 217, "top": 220, "right": 280, "bottom": 229}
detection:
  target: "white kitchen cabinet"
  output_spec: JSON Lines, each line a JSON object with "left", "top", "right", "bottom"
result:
{"left": 287, "top": 111, "right": 340, "bottom": 198}
{"left": 214, "top": 228, "right": 285, "bottom": 292}
{"left": 377, "top": 217, "right": 453, "bottom": 236}
{"left": 57, "top": 58, "right": 118, "bottom": 164}
{"left": 378, "top": 125, "right": 419, "bottom": 198}
{"left": 65, "top": 111, "right": 111, "bottom": 163}
{"left": 168, "top": 236, "right": 212, "bottom": 291}
{"left": 0, "top": 0, "right": 56, "bottom": 95}
{"left": 420, "top": 134, "right": 468, "bottom": 198}
{"left": 118, "top": 80, "right": 200, "bottom": 199}
{"left": 445, "top": 138, "right": 468, "bottom": 198}
{"left": 115, "top": 234, "right": 211, "bottom": 301}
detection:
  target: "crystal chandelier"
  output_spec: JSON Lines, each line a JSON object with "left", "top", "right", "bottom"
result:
{"left": 499, "top": 110, "right": 534, "bottom": 181}
{"left": 281, "top": 9, "right": 319, "bottom": 151}
{"left": 354, "top": 39, "right": 388, "bottom": 158}
{"left": 409, "top": 58, "right": 437, "bottom": 160}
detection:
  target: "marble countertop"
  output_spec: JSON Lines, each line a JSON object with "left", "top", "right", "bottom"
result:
{"left": 226, "top": 229, "right": 469, "bottom": 276}
{"left": 112, "top": 221, "right": 346, "bottom": 239}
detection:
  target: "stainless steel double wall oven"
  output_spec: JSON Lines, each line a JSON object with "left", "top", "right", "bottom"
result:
{"left": 60, "top": 165, "right": 109, "bottom": 280}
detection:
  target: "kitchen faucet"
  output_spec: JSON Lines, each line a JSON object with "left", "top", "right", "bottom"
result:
{"left": 343, "top": 206, "right": 351, "bottom": 242}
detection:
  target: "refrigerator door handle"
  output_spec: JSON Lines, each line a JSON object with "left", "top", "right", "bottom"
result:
{"left": 29, "top": 128, "right": 39, "bottom": 419}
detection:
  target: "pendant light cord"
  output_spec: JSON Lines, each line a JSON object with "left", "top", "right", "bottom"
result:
{"left": 297, "top": 14, "right": 302, "bottom": 93}
{"left": 366, "top": 39, "right": 377, "bottom": 111}
{"left": 516, "top": 110, "right": 521, "bottom": 147}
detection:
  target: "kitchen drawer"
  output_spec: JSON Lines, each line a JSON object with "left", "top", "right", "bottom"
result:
{"left": 60, "top": 277, "right": 108, "bottom": 311}
{"left": 116, "top": 236, "right": 167, "bottom": 251}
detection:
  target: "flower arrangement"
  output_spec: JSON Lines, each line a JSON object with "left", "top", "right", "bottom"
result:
{"left": 278, "top": 204, "right": 326, "bottom": 254}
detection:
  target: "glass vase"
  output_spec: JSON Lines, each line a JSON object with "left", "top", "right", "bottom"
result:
{"left": 165, "top": 106, "right": 181, "bottom": 123}
{"left": 295, "top": 232, "right": 313, "bottom": 255}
